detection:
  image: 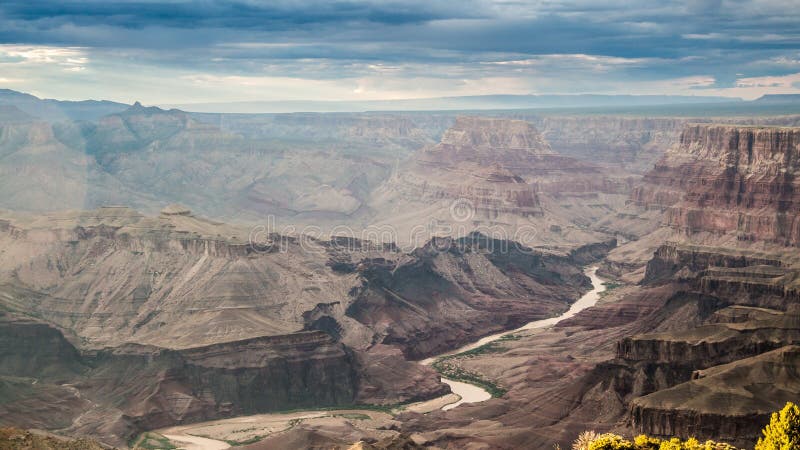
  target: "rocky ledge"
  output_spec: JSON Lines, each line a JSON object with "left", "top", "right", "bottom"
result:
{"left": 630, "top": 346, "right": 800, "bottom": 448}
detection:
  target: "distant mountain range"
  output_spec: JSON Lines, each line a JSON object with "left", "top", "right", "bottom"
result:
{"left": 754, "top": 94, "right": 800, "bottom": 104}
{"left": 1, "top": 88, "right": 798, "bottom": 116}
{"left": 164, "top": 93, "right": 743, "bottom": 113}
{"left": 0, "top": 89, "right": 127, "bottom": 121}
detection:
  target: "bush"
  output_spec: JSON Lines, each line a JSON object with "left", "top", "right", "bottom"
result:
{"left": 633, "top": 435, "right": 661, "bottom": 449}
{"left": 656, "top": 437, "right": 737, "bottom": 450}
{"left": 575, "top": 402, "right": 800, "bottom": 450}
{"left": 587, "top": 434, "right": 635, "bottom": 450}
{"left": 573, "top": 431, "right": 600, "bottom": 450}
{"left": 755, "top": 402, "right": 800, "bottom": 450}
{"left": 577, "top": 432, "right": 736, "bottom": 450}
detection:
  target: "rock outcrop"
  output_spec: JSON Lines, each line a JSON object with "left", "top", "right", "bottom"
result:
{"left": 346, "top": 234, "right": 592, "bottom": 359}
{"left": 0, "top": 427, "right": 109, "bottom": 450}
{"left": 0, "top": 312, "right": 360, "bottom": 446}
{"left": 616, "top": 245, "right": 800, "bottom": 447}
{"left": 643, "top": 242, "right": 783, "bottom": 284}
{"left": 633, "top": 124, "right": 800, "bottom": 245}
{"left": 631, "top": 346, "right": 800, "bottom": 448}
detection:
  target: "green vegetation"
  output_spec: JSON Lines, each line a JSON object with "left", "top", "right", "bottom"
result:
{"left": 333, "top": 412, "right": 372, "bottom": 420}
{"left": 458, "top": 333, "right": 521, "bottom": 357}
{"left": 755, "top": 402, "right": 800, "bottom": 450}
{"left": 432, "top": 358, "right": 507, "bottom": 398}
{"left": 428, "top": 333, "right": 520, "bottom": 398}
{"left": 131, "top": 432, "right": 177, "bottom": 450}
{"left": 244, "top": 402, "right": 398, "bottom": 415}
{"left": 224, "top": 435, "right": 266, "bottom": 446}
{"left": 600, "top": 281, "right": 624, "bottom": 297}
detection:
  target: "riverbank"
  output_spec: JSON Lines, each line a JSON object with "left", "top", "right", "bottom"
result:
{"left": 424, "top": 266, "right": 606, "bottom": 410}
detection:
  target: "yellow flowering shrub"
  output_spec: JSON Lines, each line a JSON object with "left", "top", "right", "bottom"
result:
{"left": 575, "top": 402, "right": 800, "bottom": 450}
{"left": 586, "top": 433, "right": 635, "bottom": 450}
{"left": 578, "top": 432, "right": 737, "bottom": 450}
{"left": 755, "top": 402, "right": 800, "bottom": 450}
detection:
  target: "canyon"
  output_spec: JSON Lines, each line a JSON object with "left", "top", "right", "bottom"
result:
{"left": 394, "top": 123, "right": 800, "bottom": 450}
{"left": 0, "top": 204, "right": 595, "bottom": 446}
{"left": 0, "top": 89, "right": 800, "bottom": 449}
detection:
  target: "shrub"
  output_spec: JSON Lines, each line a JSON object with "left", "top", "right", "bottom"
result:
{"left": 575, "top": 402, "right": 800, "bottom": 450}
{"left": 755, "top": 402, "right": 800, "bottom": 450}
{"left": 633, "top": 435, "right": 661, "bottom": 449}
{"left": 573, "top": 431, "right": 600, "bottom": 450}
{"left": 577, "top": 432, "right": 737, "bottom": 450}
{"left": 587, "top": 433, "right": 635, "bottom": 450}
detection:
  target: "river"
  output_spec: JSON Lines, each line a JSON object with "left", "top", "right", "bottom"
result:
{"left": 422, "top": 266, "right": 606, "bottom": 410}
{"left": 151, "top": 267, "right": 606, "bottom": 448}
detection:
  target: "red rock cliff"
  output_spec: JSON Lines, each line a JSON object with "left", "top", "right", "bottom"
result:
{"left": 633, "top": 124, "right": 800, "bottom": 245}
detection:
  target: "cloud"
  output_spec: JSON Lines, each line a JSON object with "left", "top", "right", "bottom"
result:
{"left": 736, "top": 72, "right": 800, "bottom": 89}
{"left": 0, "top": 45, "right": 86, "bottom": 65}
{"left": 671, "top": 76, "right": 717, "bottom": 89}
{"left": 682, "top": 33, "right": 726, "bottom": 40}
{"left": 0, "top": 0, "right": 798, "bottom": 102}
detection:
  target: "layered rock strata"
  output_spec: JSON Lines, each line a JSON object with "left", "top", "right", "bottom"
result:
{"left": 633, "top": 125, "right": 800, "bottom": 245}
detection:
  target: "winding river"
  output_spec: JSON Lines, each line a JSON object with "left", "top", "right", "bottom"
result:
{"left": 152, "top": 267, "right": 606, "bottom": 448}
{"left": 422, "top": 266, "right": 606, "bottom": 410}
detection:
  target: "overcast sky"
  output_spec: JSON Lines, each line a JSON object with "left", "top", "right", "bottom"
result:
{"left": 1, "top": 0, "right": 799, "bottom": 104}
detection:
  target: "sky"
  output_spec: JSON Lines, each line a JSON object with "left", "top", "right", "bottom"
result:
{"left": 0, "top": 0, "right": 799, "bottom": 104}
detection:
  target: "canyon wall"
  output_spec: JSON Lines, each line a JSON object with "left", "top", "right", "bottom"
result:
{"left": 633, "top": 124, "right": 800, "bottom": 245}
{"left": 529, "top": 116, "right": 688, "bottom": 174}
{"left": 526, "top": 114, "right": 800, "bottom": 174}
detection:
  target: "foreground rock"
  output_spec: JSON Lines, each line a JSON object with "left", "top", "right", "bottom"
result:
{"left": 0, "top": 427, "right": 110, "bottom": 450}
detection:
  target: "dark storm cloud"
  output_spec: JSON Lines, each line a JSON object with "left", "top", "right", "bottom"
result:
{"left": 0, "top": 0, "right": 473, "bottom": 29}
{"left": 0, "top": 0, "right": 798, "bottom": 101}
{"left": 1, "top": 1, "right": 797, "bottom": 61}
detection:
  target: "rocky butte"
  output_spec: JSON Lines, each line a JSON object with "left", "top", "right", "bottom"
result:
{"left": 633, "top": 125, "right": 800, "bottom": 242}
